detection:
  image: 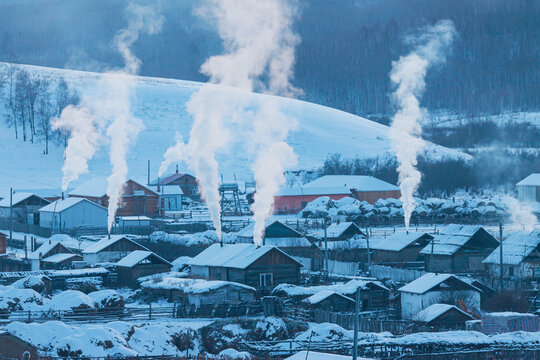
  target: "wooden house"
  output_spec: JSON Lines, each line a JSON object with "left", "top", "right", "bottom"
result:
{"left": 190, "top": 243, "right": 302, "bottom": 293}
{"left": 482, "top": 230, "right": 540, "bottom": 280}
{"left": 82, "top": 236, "right": 148, "bottom": 264}
{"left": 420, "top": 225, "right": 499, "bottom": 273}
{"left": 302, "top": 290, "right": 356, "bottom": 312}
{"left": 412, "top": 303, "right": 474, "bottom": 325}
{"left": 372, "top": 232, "right": 434, "bottom": 265}
{"left": 0, "top": 231, "right": 5, "bottom": 255}
{"left": 116, "top": 250, "right": 172, "bottom": 288}
{"left": 0, "top": 192, "right": 50, "bottom": 225}
{"left": 28, "top": 240, "right": 75, "bottom": 271}
{"left": 39, "top": 197, "right": 108, "bottom": 231}
{"left": 69, "top": 178, "right": 160, "bottom": 217}
{"left": 149, "top": 170, "right": 199, "bottom": 200}
{"left": 40, "top": 253, "right": 83, "bottom": 270}
{"left": 399, "top": 273, "right": 481, "bottom": 320}
{"left": 118, "top": 216, "right": 152, "bottom": 228}
{"left": 0, "top": 331, "right": 38, "bottom": 359}
{"left": 516, "top": 174, "right": 540, "bottom": 202}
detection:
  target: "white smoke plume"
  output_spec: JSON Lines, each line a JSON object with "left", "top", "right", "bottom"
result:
{"left": 160, "top": 0, "right": 300, "bottom": 243}
{"left": 105, "top": 3, "right": 163, "bottom": 232}
{"left": 389, "top": 20, "right": 456, "bottom": 229}
{"left": 504, "top": 196, "right": 538, "bottom": 231}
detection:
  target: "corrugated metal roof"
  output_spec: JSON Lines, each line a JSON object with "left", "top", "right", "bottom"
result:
{"left": 372, "top": 232, "right": 432, "bottom": 251}
{"left": 517, "top": 173, "right": 540, "bottom": 186}
{"left": 276, "top": 186, "right": 351, "bottom": 197}
{"left": 483, "top": 230, "right": 540, "bottom": 265}
{"left": 303, "top": 175, "right": 399, "bottom": 192}
{"left": 39, "top": 197, "right": 105, "bottom": 213}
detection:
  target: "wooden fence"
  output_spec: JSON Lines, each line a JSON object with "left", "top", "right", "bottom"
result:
{"left": 397, "top": 348, "right": 540, "bottom": 360}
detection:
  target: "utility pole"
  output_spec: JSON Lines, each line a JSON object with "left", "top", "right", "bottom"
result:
{"left": 366, "top": 232, "right": 371, "bottom": 276}
{"left": 430, "top": 237, "right": 435, "bottom": 272}
{"left": 9, "top": 187, "right": 13, "bottom": 243}
{"left": 499, "top": 222, "right": 503, "bottom": 292}
{"left": 220, "top": 209, "right": 223, "bottom": 247}
{"left": 324, "top": 217, "right": 328, "bottom": 279}
{"left": 353, "top": 287, "right": 359, "bottom": 360}
{"left": 147, "top": 160, "right": 150, "bottom": 185}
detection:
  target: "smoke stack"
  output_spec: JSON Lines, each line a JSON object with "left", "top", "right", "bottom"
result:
{"left": 61, "top": 192, "right": 64, "bottom": 200}
{"left": 176, "top": 164, "right": 178, "bottom": 174}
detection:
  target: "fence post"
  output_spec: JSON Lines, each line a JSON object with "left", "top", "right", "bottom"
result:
{"left": 149, "top": 303, "right": 152, "bottom": 320}
{"left": 27, "top": 310, "right": 31, "bottom": 323}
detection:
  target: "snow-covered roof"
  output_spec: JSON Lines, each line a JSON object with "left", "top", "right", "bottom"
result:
{"left": 69, "top": 178, "right": 108, "bottom": 197}
{"left": 517, "top": 173, "right": 540, "bottom": 186}
{"left": 438, "top": 224, "right": 482, "bottom": 237}
{"left": 399, "top": 273, "right": 480, "bottom": 294}
{"left": 273, "top": 279, "right": 388, "bottom": 297}
{"left": 303, "top": 290, "right": 355, "bottom": 305}
{"left": 236, "top": 219, "right": 304, "bottom": 239}
{"left": 372, "top": 232, "right": 432, "bottom": 251}
{"left": 83, "top": 236, "right": 147, "bottom": 254}
{"left": 304, "top": 175, "right": 399, "bottom": 192}
{"left": 419, "top": 234, "right": 470, "bottom": 255}
{"left": 41, "top": 253, "right": 81, "bottom": 264}
{"left": 149, "top": 185, "right": 184, "bottom": 195}
{"left": 190, "top": 243, "right": 302, "bottom": 269}
{"left": 326, "top": 222, "right": 361, "bottom": 238}
{"left": 276, "top": 186, "right": 351, "bottom": 197}
{"left": 140, "top": 276, "right": 255, "bottom": 293}
{"left": 28, "top": 241, "right": 71, "bottom": 260}
{"left": 40, "top": 197, "right": 105, "bottom": 213}
{"left": 119, "top": 216, "right": 152, "bottom": 221}
{"left": 412, "top": 303, "right": 473, "bottom": 323}
{"left": 0, "top": 192, "right": 48, "bottom": 207}
{"left": 483, "top": 230, "right": 540, "bottom": 265}
{"left": 116, "top": 250, "right": 171, "bottom": 268}
{"left": 149, "top": 172, "right": 192, "bottom": 186}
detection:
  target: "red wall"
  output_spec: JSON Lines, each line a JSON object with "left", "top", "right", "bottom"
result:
{"left": 274, "top": 194, "right": 350, "bottom": 214}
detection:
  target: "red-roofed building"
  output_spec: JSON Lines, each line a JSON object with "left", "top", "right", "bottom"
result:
{"left": 149, "top": 170, "right": 199, "bottom": 201}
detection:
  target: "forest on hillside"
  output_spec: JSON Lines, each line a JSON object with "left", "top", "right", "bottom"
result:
{"left": 0, "top": 0, "right": 539, "bottom": 118}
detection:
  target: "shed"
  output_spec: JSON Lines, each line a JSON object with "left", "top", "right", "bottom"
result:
{"left": 482, "top": 230, "right": 540, "bottom": 279}
{"left": 0, "top": 331, "right": 38, "bottom": 359}
{"left": 28, "top": 240, "right": 75, "bottom": 271}
{"left": 302, "top": 290, "right": 356, "bottom": 312}
{"left": 149, "top": 184, "right": 184, "bottom": 212}
{"left": 190, "top": 243, "right": 302, "bottom": 293}
{"left": 372, "top": 232, "right": 434, "bottom": 264}
{"left": 40, "top": 253, "right": 83, "bottom": 270}
{"left": 0, "top": 192, "right": 50, "bottom": 225}
{"left": 420, "top": 224, "right": 499, "bottom": 273}
{"left": 39, "top": 197, "right": 107, "bottom": 230}
{"left": 482, "top": 312, "right": 540, "bottom": 334}
{"left": 0, "top": 231, "right": 6, "bottom": 255}
{"left": 398, "top": 273, "right": 481, "bottom": 320}
{"left": 82, "top": 236, "right": 148, "bottom": 264}
{"left": 516, "top": 174, "right": 540, "bottom": 202}
{"left": 149, "top": 170, "right": 199, "bottom": 200}
{"left": 412, "top": 303, "right": 474, "bottom": 325}
{"left": 118, "top": 216, "right": 152, "bottom": 228}
{"left": 116, "top": 250, "right": 172, "bottom": 288}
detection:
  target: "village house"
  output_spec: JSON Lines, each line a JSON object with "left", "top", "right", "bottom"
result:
{"left": 420, "top": 224, "right": 499, "bottom": 273}
{"left": 190, "top": 243, "right": 302, "bottom": 294}
{"left": 149, "top": 170, "right": 199, "bottom": 200}
{"left": 28, "top": 240, "right": 77, "bottom": 270}
{"left": 39, "top": 197, "right": 108, "bottom": 231}
{"left": 0, "top": 192, "right": 50, "bottom": 225}
{"left": 0, "top": 231, "right": 5, "bottom": 255}
{"left": 116, "top": 250, "right": 172, "bottom": 288}
{"left": 69, "top": 178, "right": 160, "bottom": 217}
{"left": 273, "top": 186, "right": 352, "bottom": 214}
{"left": 516, "top": 173, "right": 540, "bottom": 203}
{"left": 482, "top": 230, "right": 540, "bottom": 280}
{"left": 82, "top": 236, "right": 148, "bottom": 264}
{"left": 412, "top": 303, "right": 475, "bottom": 327}
{"left": 372, "top": 231, "right": 434, "bottom": 265}
{"left": 399, "top": 273, "right": 482, "bottom": 320}
{"left": 302, "top": 290, "right": 356, "bottom": 312}
{"left": 149, "top": 184, "right": 184, "bottom": 212}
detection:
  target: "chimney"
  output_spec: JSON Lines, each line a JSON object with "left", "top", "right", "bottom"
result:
{"left": 61, "top": 192, "right": 64, "bottom": 200}
{"left": 176, "top": 164, "right": 179, "bottom": 174}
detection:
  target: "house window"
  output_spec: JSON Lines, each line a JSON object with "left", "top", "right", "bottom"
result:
{"left": 509, "top": 267, "right": 514, "bottom": 277}
{"left": 260, "top": 273, "right": 273, "bottom": 287}
{"left": 301, "top": 201, "right": 307, "bottom": 208}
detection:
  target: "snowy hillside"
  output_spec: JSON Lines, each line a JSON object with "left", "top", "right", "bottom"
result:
{"left": 0, "top": 63, "right": 470, "bottom": 190}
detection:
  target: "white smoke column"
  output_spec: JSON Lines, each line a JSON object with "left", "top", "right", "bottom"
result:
{"left": 504, "top": 196, "right": 538, "bottom": 231}
{"left": 105, "top": 3, "right": 163, "bottom": 232}
{"left": 160, "top": 0, "right": 300, "bottom": 243}
{"left": 389, "top": 20, "right": 456, "bottom": 229}
{"left": 52, "top": 106, "right": 100, "bottom": 192}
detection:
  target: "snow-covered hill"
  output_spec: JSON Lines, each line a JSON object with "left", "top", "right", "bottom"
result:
{"left": 0, "top": 63, "right": 470, "bottom": 190}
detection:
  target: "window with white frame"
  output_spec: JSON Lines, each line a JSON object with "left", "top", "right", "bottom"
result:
{"left": 259, "top": 273, "right": 273, "bottom": 287}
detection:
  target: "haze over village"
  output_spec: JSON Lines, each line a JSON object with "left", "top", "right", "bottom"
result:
{"left": 0, "top": 0, "right": 539, "bottom": 359}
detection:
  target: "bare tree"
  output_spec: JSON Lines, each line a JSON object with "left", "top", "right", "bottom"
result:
{"left": 24, "top": 74, "right": 46, "bottom": 143}
{"left": 37, "top": 79, "right": 53, "bottom": 154}
{"left": 54, "top": 77, "right": 80, "bottom": 146}
{"left": 14, "top": 70, "right": 29, "bottom": 141}
{"left": 4, "top": 61, "right": 20, "bottom": 139}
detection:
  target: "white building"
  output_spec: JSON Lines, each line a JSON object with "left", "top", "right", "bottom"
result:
{"left": 398, "top": 273, "right": 481, "bottom": 320}
{"left": 82, "top": 235, "right": 148, "bottom": 264}
{"left": 516, "top": 173, "right": 540, "bottom": 202}
{"left": 118, "top": 216, "right": 152, "bottom": 228}
{"left": 39, "top": 198, "right": 107, "bottom": 230}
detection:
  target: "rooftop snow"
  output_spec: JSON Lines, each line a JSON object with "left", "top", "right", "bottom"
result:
{"left": 190, "top": 243, "right": 302, "bottom": 269}
{"left": 39, "top": 197, "right": 103, "bottom": 213}
{"left": 0, "top": 192, "right": 47, "bottom": 207}
{"left": 303, "top": 290, "right": 355, "bottom": 305}
{"left": 149, "top": 185, "right": 184, "bottom": 195}
{"left": 483, "top": 230, "right": 540, "bottom": 265}
{"left": 236, "top": 219, "right": 304, "bottom": 239}
{"left": 517, "top": 173, "right": 540, "bottom": 186}
{"left": 140, "top": 276, "right": 255, "bottom": 293}
{"left": 303, "top": 175, "right": 399, "bottom": 192}
{"left": 273, "top": 279, "right": 388, "bottom": 297}
{"left": 372, "top": 232, "right": 432, "bottom": 251}
{"left": 412, "top": 303, "right": 473, "bottom": 323}
{"left": 69, "top": 178, "right": 108, "bottom": 197}
{"left": 399, "top": 273, "right": 480, "bottom": 294}
{"left": 325, "top": 222, "right": 361, "bottom": 238}
{"left": 41, "top": 253, "right": 80, "bottom": 264}
{"left": 83, "top": 236, "right": 147, "bottom": 254}
{"left": 28, "top": 241, "right": 70, "bottom": 260}
{"left": 419, "top": 234, "right": 469, "bottom": 255}
{"left": 275, "top": 186, "right": 351, "bottom": 197}
{"left": 119, "top": 216, "right": 152, "bottom": 221}
{"left": 438, "top": 224, "right": 483, "bottom": 237}
{"left": 116, "top": 250, "right": 171, "bottom": 268}
{"left": 149, "top": 172, "right": 190, "bottom": 186}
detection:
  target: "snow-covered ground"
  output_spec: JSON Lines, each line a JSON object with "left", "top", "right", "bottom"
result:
{"left": 426, "top": 111, "right": 540, "bottom": 127}
{"left": 0, "top": 62, "right": 469, "bottom": 190}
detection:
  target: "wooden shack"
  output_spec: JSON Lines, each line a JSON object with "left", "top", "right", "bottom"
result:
{"left": 0, "top": 192, "right": 50, "bottom": 225}
{"left": 302, "top": 290, "right": 355, "bottom": 312}
{"left": 412, "top": 303, "right": 474, "bottom": 325}
{"left": 190, "top": 243, "right": 302, "bottom": 294}
{"left": 82, "top": 235, "right": 148, "bottom": 264}
{"left": 372, "top": 232, "right": 433, "bottom": 265}
{"left": 116, "top": 250, "right": 172, "bottom": 288}
{"left": 28, "top": 240, "right": 75, "bottom": 271}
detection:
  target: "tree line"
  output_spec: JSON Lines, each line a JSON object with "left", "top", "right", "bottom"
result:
{"left": 0, "top": 63, "right": 80, "bottom": 154}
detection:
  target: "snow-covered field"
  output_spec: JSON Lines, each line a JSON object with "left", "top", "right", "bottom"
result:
{"left": 0, "top": 62, "right": 469, "bottom": 190}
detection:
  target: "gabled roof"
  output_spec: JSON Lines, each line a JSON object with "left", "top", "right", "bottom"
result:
{"left": 517, "top": 173, "right": 540, "bottom": 186}
{"left": 412, "top": 303, "right": 474, "bottom": 323}
{"left": 303, "top": 290, "right": 355, "bottom": 305}
{"left": 0, "top": 192, "right": 49, "bottom": 207}
{"left": 28, "top": 241, "right": 72, "bottom": 260}
{"left": 116, "top": 250, "right": 172, "bottom": 268}
{"left": 420, "top": 225, "right": 497, "bottom": 255}
{"left": 39, "top": 197, "right": 106, "bottom": 213}
{"left": 438, "top": 224, "right": 483, "bottom": 237}
{"left": 41, "top": 253, "right": 81, "bottom": 264}
{"left": 149, "top": 185, "right": 184, "bottom": 195}
{"left": 275, "top": 186, "right": 352, "bottom": 197}
{"left": 236, "top": 219, "right": 305, "bottom": 239}
{"left": 149, "top": 172, "right": 193, "bottom": 186}
{"left": 372, "top": 232, "right": 433, "bottom": 251}
{"left": 83, "top": 236, "right": 148, "bottom": 254}
{"left": 398, "top": 273, "right": 480, "bottom": 294}
{"left": 69, "top": 178, "right": 108, "bottom": 198}
{"left": 304, "top": 175, "right": 399, "bottom": 192}
{"left": 483, "top": 230, "right": 540, "bottom": 265}
{"left": 190, "top": 243, "right": 303, "bottom": 269}
{"left": 326, "top": 222, "right": 363, "bottom": 238}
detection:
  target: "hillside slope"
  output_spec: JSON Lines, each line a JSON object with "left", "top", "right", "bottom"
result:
{"left": 0, "top": 63, "right": 469, "bottom": 190}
